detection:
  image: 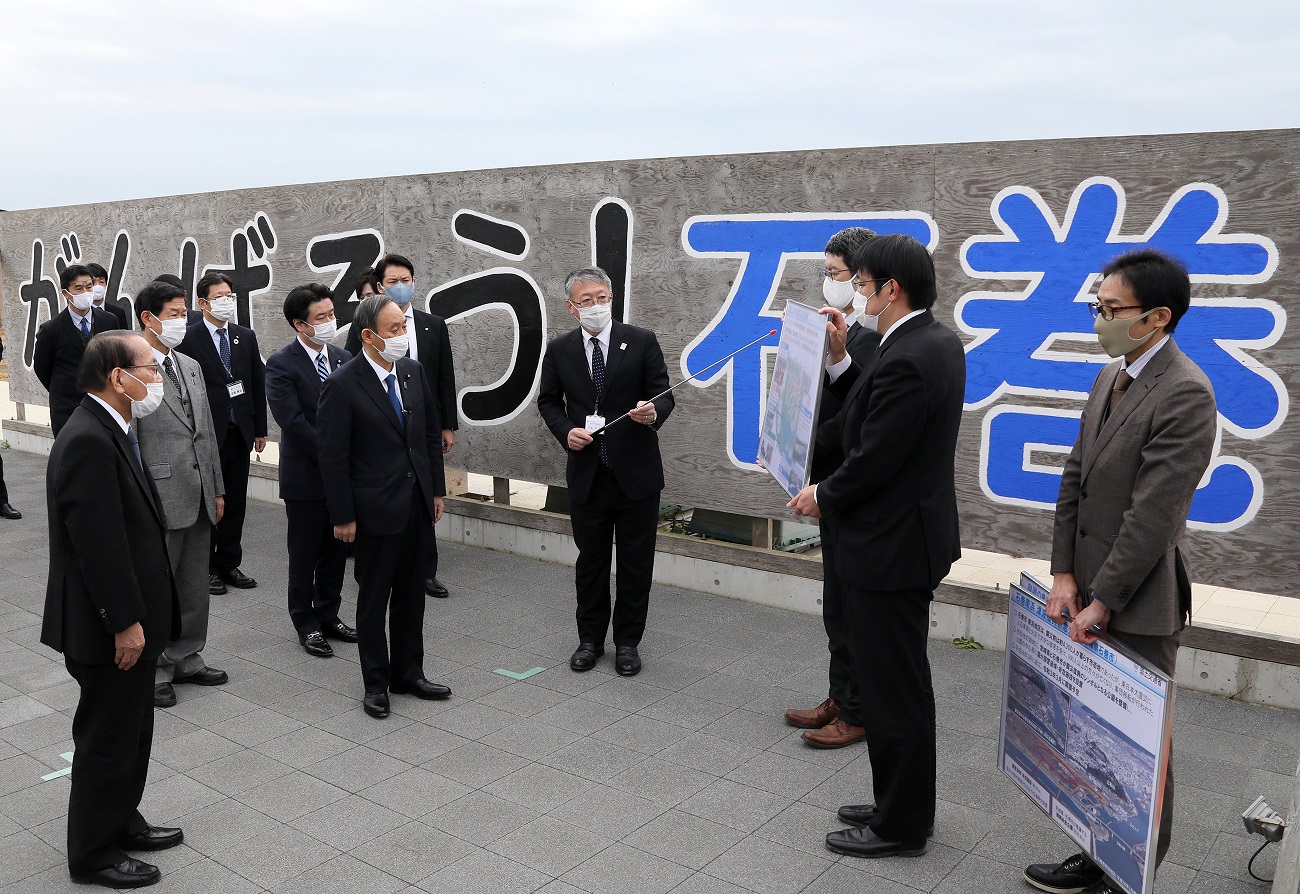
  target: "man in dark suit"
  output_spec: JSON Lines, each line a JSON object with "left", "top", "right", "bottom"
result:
{"left": 41, "top": 331, "right": 183, "bottom": 888}
{"left": 33, "top": 263, "right": 122, "bottom": 435}
{"left": 789, "top": 234, "right": 965, "bottom": 859}
{"left": 319, "top": 294, "right": 450, "bottom": 718}
{"left": 152, "top": 274, "right": 203, "bottom": 326}
{"left": 0, "top": 336, "right": 21, "bottom": 520}
{"left": 266, "top": 283, "right": 359, "bottom": 658}
{"left": 88, "top": 263, "right": 129, "bottom": 329}
{"left": 177, "top": 272, "right": 267, "bottom": 596}
{"left": 537, "top": 267, "right": 674, "bottom": 677}
{"left": 345, "top": 254, "right": 458, "bottom": 598}
{"left": 786, "top": 226, "right": 880, "bottom": 750}
{"left": 1024, "top": 251, "right": 1217, "bottom": 894}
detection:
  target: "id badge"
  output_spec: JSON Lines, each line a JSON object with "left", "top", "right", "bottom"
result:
{"left": 226, "top": 380, "right": 245, "bottom": 398}
{"left": 585, "top": 414, "right": 605, "bottom": 434}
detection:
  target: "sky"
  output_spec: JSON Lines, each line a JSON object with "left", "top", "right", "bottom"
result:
{"left": 1, "top": 0, "right": 1297, "bottom": 210}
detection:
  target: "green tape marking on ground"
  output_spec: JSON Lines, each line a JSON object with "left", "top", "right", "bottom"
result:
{"left": 494, "top": 667, "right": 545, "bottom": 680}
{"left": 41, "top": 752, "right": 74, "bottom": 781}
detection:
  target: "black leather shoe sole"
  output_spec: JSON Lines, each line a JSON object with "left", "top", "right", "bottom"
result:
{"left": 153, "top": 683, "right": 176, "bottom": 709}
{"left": 119, "top": 827, "right": 183, "bottom": 851}
{"left": 837, "top": 805, "right": 934, "bottom": 838}
{"left": 826, "top": 833, "right": 927, "bottom": 859}
{"left": 390, "top": 680, "right": 452, "bottom": 699}
{"left": 174, "top": 668, "right": 228, "bottom": 686}
{"left": 71, "top": 858, "right": 160, "bottom": 888}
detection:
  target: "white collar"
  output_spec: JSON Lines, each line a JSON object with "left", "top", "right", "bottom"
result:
{"left": 88, "top": 394, "right": 131, "bottom": 433}
{"left": 582, "top": 320, "right": 613, "bottom": 347}
{"left": 203, "top": 316, "right": 228, "bottom": 337}
{"left": 363, "top": 348, "right": 397, "bottom": 383}
{"left": 879, "top": 308, "right": 926, "bottom": 346}
{"left": 297, "top": 336, "right": 326, "bottom": 363}
{"left": 1121, "top": 335, "right": 1171, "bottom": 380}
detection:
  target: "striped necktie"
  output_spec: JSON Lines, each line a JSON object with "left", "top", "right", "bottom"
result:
{"left": 316, "top": 353, "right": 329, "bottom": 382}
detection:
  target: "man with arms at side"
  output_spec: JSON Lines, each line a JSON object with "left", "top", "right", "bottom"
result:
{"left": 785, "top": 226, "right": 879, "bottom": 750}
{"left": 319, "top": 295, "right": 450, "bottom": 718}
{"left": 33, "top": 263, "right": 122, "bottom": 436}
{"left": 1023, "top": 250, "right": 1216, "bottom": 894}
{"left": 132, "top": 281, "right": 229, "bottom": 708}
{"left": 87, "top": 262, "right": 129, "bottom": 329}
{"left": 177, "top": 272, "right": 267, "bottom": 596}
{"left": 789, "top": 234, "right": 965, "bottom": 859}
{"left": 537, "top": 267, "right": 674, "bottom": 677}
{"left": 266, "top": 283, "right": 358, "bottom": 658}
{"left": 42, "top": 332, "right": 182, "bottom": 888}
{"left": 345, "top": 254, "right": 458, "bottom": 598}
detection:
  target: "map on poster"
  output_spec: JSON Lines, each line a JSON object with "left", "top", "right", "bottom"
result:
{"left": 1000, "top": 575, "right": 1174, "bottom": 894}
{"left": 758, "top": 300, "right": 828, "bottom": 498}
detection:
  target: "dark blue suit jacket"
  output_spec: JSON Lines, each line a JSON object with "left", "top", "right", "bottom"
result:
{"left": 33, "top": 308, "right": 122, "bottom": 435}
{"left": 265, "top": 338, "right": 352, "bottom": 502}
{"left": 177, "top": 320, "right": 268, "bottom": 448}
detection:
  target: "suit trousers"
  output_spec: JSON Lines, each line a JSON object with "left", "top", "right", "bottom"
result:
{"left": 817, "top": 514, "right": 859, "bottom": 725}
{"left": 569, "top": 465, "right": 659, "bottom": 648}
{"left": 284, "top": 499, "right": 347, "bottom": 638}
{"left": 353, "top": 489, "right": 430, "bottom": 693}
{"left": 0, "top": 451, "right": 8, "bottom": 503}
{"left": 211, "top": 428, "right": 250, "bottom": 574}
{"left": 843, "top": 584, "right": 936, "bottom": 842}
{"left": 156, "top": 506, "right": 212, "bottom": 683}
{"left": 64, "top": 656, "right": 155, "bottom": 874}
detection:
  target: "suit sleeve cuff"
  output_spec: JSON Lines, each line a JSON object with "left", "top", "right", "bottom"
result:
{"left": 825, "top": 354, "right": 852, "bottom": 383}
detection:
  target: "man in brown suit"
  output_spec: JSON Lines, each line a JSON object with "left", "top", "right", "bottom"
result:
{"left": 1024, "top": 249, "right": 1217, "bottom": 894}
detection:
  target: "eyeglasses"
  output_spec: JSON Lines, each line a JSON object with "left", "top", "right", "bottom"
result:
{"left": 820, "top": 268, "right": 850, "bottom": 280}
{"left": 850, "top": 275, "right": 891, "bottom": 295}
{"left": 123, "top": 363, "right": 164, "bottom": 379}
{"left": 1087, "top": 302, "right": 1145, "bottom": 321}
{"left": 569, "top": 295, "right": 613, "bottom": 309}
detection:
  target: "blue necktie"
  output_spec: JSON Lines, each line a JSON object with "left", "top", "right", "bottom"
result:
{"left": 316, "top": 353, "right": 329, "bottom": 382}
{"left": 125, "top": 427, "right": 143, "bottom": 471}
{"left": 78, "top": 316, "right": 90, "bottom": 343}
{"left": 590, "top": 338, "right": 611, "bottom": 468}
{"left": 216, "top": 327, "right": 236, "bottom": 422}
{"left": 385, "top": 374, "right": 406, "bottom": 431}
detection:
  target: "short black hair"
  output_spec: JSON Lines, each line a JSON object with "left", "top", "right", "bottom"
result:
{"left": 196, "top": 271, "right": 234, "bottom": 301}
{"left": 153, "top": 273, "right": 184, "bottom": 290}
{"left": 1100, "top": 249, "right": 1190, "bottom": 334}
{"left": 86, "top": 262, "right": 108, "bottom": 280}
{"left": 284, "top": 283, "right": 334, "bottom": 326}
{"left": 76, "top": 331, "right": 144, "bottom": 392}
{"left": 824, "top": 227, "right": 875, "bottom": 263}
{"left": 374, "top": 254, "right": 415, "bottom": 282}
{"left": 851, "top": 234, "right": 937, "bottom": 310}
{"left": 60, "top": 264, "right": 93, "bottom": 291}
{"left": 354, "top": 267, "right": 379, "bottom": 300}
{"left": 135, "top": 281, "right": 186, "bottom": 325}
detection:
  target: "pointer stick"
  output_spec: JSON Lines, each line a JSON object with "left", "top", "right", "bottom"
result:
{"left": 591, "top": 329, "right": 777, "bottom": 434}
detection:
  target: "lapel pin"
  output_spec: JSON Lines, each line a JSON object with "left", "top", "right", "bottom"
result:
{"left": 232, "top": 336, "right": 240, "bottom": 345}
{"left": 620, "top": 343, "right": 627, "bottom": 350}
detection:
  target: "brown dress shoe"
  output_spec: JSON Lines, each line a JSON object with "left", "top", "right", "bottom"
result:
{"left": 802, "top": 717, "right": 866, "bottom": 749}
{"left": 784, "top": 697, "right": 838, "bottom": 729}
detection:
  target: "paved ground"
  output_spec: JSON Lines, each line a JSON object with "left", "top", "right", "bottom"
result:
{"left": 0, "top": 446, "right": 1295, "bottom": 893}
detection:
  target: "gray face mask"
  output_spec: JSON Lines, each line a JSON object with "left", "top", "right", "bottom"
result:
{"left": 1094, "top": 308, "right": 1157, "bottom": 358}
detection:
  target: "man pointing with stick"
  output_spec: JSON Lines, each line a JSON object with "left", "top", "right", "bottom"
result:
{"left": 538, "top": 267, "right": 674, "bottom": 677}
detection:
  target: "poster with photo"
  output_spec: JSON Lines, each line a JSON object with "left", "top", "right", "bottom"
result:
{"left": 757, "top": 300, "right": 827, "bottom": 498}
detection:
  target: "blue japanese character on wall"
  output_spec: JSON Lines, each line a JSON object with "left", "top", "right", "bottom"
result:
{"left": 681, "top": 213, "right": 936, "bottom": 467}
{"left": 958, "top": 177, "right": 1282, "bottom": 530}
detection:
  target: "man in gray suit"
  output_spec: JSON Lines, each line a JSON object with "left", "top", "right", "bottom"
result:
{"left": 1024, "top": 249, "right": 1217, "bottom": 894}
{"left": 132, "top": 281, "right": 230, "bottom": 709}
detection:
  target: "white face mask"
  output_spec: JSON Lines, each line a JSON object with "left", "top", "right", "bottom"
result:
{"left": 67, "top": 289, "right": 95, "bottom": 313}
{"left": 206, "top": 295, "right": 237, "bottom": 322}
{"left": 304, "top": 319, "right": 337, "bottom": 345}
{"left": 91, "top": 284, "right": 107, "bottom": 305}
{"left": 372, "top": 332, "right": 409, "bottom": 363}
{"left": 153, "top": 317, "right": 188, "bottom": 349}
{"left": 576, "top": 302, "right": 612, "bottom": 333}
{"left": 821, "top": 276, "right": 856, "bottom": 311}
{"left": 124, "top": 371, "right": 165, "bottom": 418}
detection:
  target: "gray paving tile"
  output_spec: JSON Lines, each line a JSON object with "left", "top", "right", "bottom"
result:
{"left": 290, "top": 795, "right": 408, "bottom": 850}
{"left": 702, "top": 835, "right": 835, "bottom": 894}
{"left": 210, "top": 823, "right": 341, "bottom": 889}
{"left": 699, "top": 708, "right": 793, "bottom": 750}
{"left": 657, "top": 732, "right": 764, "bottom": 778}
{"left": 415, "top": 848, "right": 550, "bottom": 894}
{"left": 168, "top": 689, "right": 262, "bottom": 727}
{"left": 187, "top": 748, "right": 295, "bottom": 797}
{"left": 0, "top": 712, "right": 72, "bottom": 752}
{"left": 836, "top": 839, "right": 967, "bottom": 892}
{"left": 752, "top": 801, "right": 844, "bottom": 856}
{"left": 0, "top": 779, "right": 68, "bottom": 830}
{"left": 423, "top": 790, "right": 542, "bottom": 845}
{"left": 478, "top": 681, "right": 572, "bottom": 716}
{"left": 532, "top": 696, "right": 628, "bottom": 735}
{"left": 141, "top": 772, "right": 225, "bottom": 825}
{"left": 350, "top": 820, "right": 478, "bottom": 884}
{"left": 364, "top": 722, "right": 469, "bottom": 765}
{"left": 140, "top": 857, "right": 266, "bottom": 894}
{"left": 540, "top": 737, "right": 650, "bottom": 782}
{"left": 171, "top": 796, "right": 285, "bottom": 856}
{"left": 481, "top": 716, "right": 584, "bottom": 758}
{"left": 547, "top": 781, "right": 668, "bottom": 839}
{"left": 0, "top": 830, "right": 64, "bottom": 887}
{"left": 207, "top": 706, "right": 308, "bottom": 747}
{"left": 153, "top": 729, "right": 244, "bottom": 772}
{"left": 232, "top": 769, "right": 349, "bottom": 822}
{"left": 486, "top": 815, "right": 614, "bottom": 875}
{"left": 800, "top": 863, "right": 928, "bottom": 894}
{"left": 623, "top": 809, "right": 748, "bottom": 870}
{"left": 590, "top": 713, "right": 691, "bottom": 755}
{"left": 562, "top": 842, "right": 693, "bottom": 894}
{"left": 581, "top": 678, "right": 672, "bottom": 712}
{"left": 931, "top": 852, "right": 1021, "bottom": 894}
{"left": 269, "top": 853, "right": 408, "bottom": 894}
{"left": 253, "top": 724, "right": 357, "bottom": 770}
{"left": 359, "top": 766, "right": 472, "bottom": 819}
{"left": 1152, "top": 862, "right": 1197, "bottom": 894}
{"left": 484, "top": 762, "right": 596, "bottom": 813}
{"left": 303, "top": 744, "right": 411, "bottom": 793}
{"left": 607, "top": 757, "right": 716, "bottom": 807}
{"left": 725, "top": 751, "right": 835, "bottom": 800}
{"left": 423, "top": 700, "right": 519, "bottom": 738}
{"left": 316, "top": 704, "right": 415, "bottom": 745}
{"left": 424, "top": 741, "right": 532, "bottom": 789}
{"left": 678, "top": 779, "right": 793, "bottom": 834}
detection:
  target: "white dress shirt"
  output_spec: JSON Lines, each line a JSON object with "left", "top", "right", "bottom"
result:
{"left": 403, "top": 306, "right": 419, "bottom": 362}
{"left": 363, "top": 351, "right": 403, "bottom": 411}
{"left": 1121, "top": 334, "right": 1170, "bottom": 380}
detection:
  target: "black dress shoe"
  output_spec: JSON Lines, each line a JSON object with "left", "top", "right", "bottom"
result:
{"left": 71, "top": 856, "right": 160, "bottom": 887}
{"left": 220, "top": 568, "right": 257, "bottom": 589}
{"left": 390, "top": 678, "right": 452, "bottom": 699}
{"left": 0, "top": 503, "right": 21, "bottom": 520}
{"left": 826, "top": 825, "right": 927, "bottom": 859}
{"left": 363, "top": 691, "right": 390, "bottom": 718}
{"left": 301, "top": 632, "right": 333, "bottom": 658}
{"left": 1024, "top": 854, "right": 1104, "bottom": 894}
{"left": 570, "top": 643, "right": 603, "bottom": 672}
{"left": 119, "top": 825, "right": 183, "bottom": 851}
{"left": 153, "top": 683, "right": 176, "bottom": 708}
{"left": 322, "top": 620, "right": 359, "bottom": 643}
{"left": 837, "top": 804, "right": 934, "bottom": 838}
{"left": 174, "top": 667, "right": 228, "bottom": 686}
{"left": 615, "top": 645, "right": 641, "bottom": 676}
{"left": 425, "top": 577, "right": 449, "bottom": 598}
{"left": 208, "top": 574, "right": 227, "bottom": 595}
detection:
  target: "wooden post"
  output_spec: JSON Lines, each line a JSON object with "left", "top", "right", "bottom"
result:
{"left": 15, "top": 402, "right": 26, "bottom": 422}
{"left": 444, "top": 469, "right": 468, "bottom": 496}
{"left": 492, "top": 476, "right": 511, "bottom": 506}
{"left": 751, "top": 516, "right": 772, "bottom": 549}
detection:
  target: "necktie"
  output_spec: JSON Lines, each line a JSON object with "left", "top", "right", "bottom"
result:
{"left": 316, "top": 353, "right": 329, "bottom": 382}
{"left": 385, "top": 374, "right": 406, "bottom": 431}
{"left": 78, "top": 316, "right": 90, "bottom": 344}
{"left": 125, "top": 427, "right": 143, "bottom": 471}
{"left": 1106, "top": 369, "right": 1133, "bottom": 422}
{"left": 216, "top": 327, "right": 236, "bottom": 422}
{"left": 590, "top": 338, "right": 611, "bottom": 468}
{"left": 162, "top": 355, "right": 182, "bottom": 394}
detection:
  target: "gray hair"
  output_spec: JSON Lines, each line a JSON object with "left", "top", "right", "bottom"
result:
{"left": 563, "top": 266, "right": 612, "bottom": 300}
{"left": 353, "top": 293, "right": 395, "bottom": 338}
